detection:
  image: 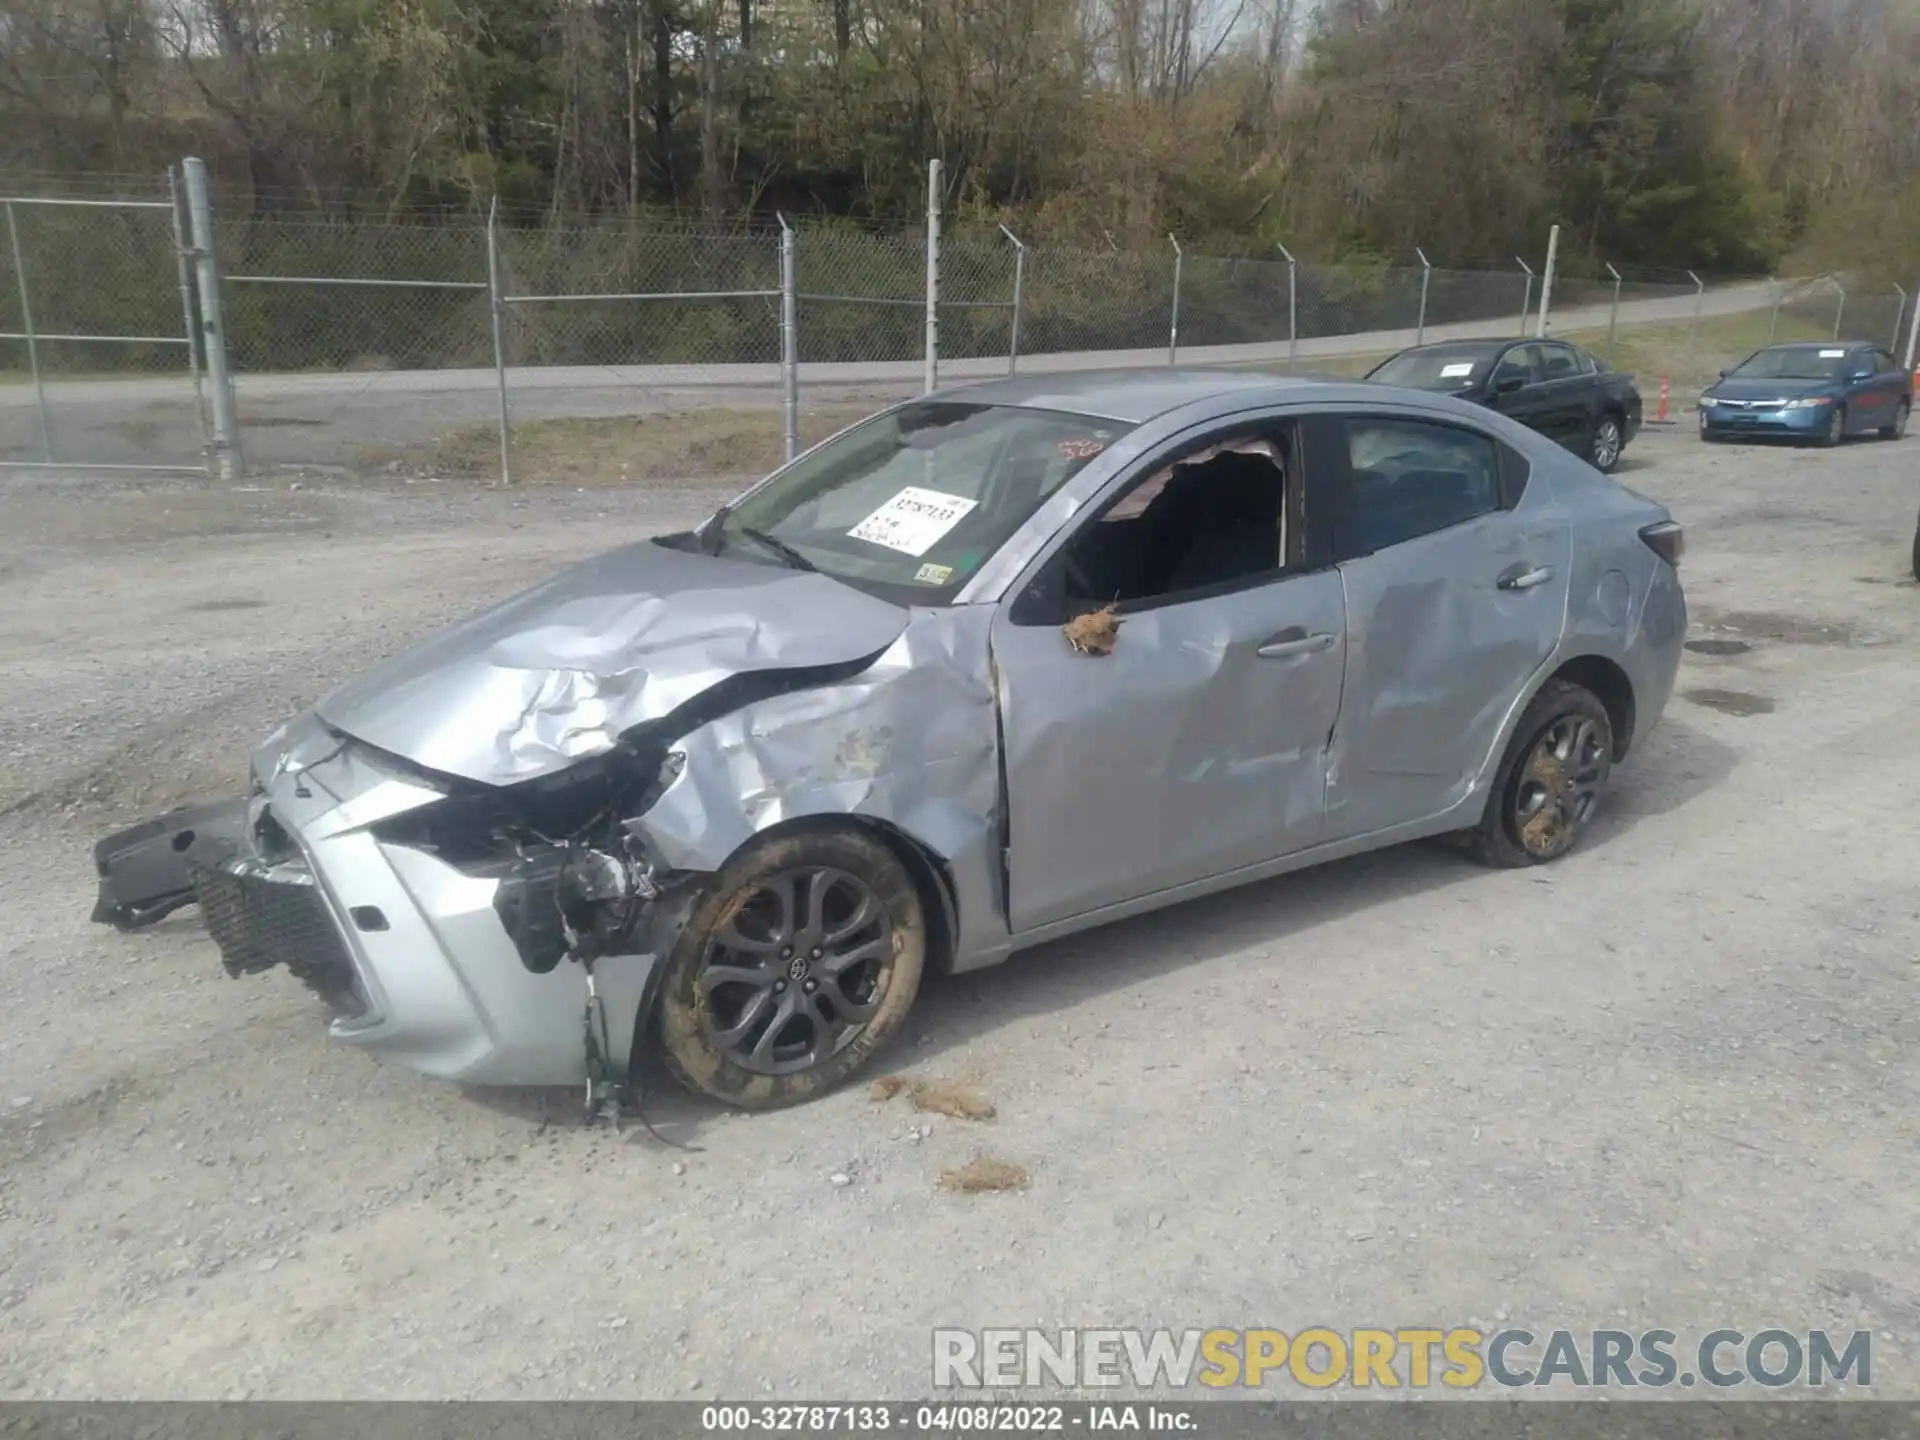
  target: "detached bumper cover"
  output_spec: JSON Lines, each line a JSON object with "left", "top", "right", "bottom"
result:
{"left": 91, "top": 799, "right": 249, "bottom": 931}
{"left": 94, "top": 720, "right": 661, "bottom": 1088}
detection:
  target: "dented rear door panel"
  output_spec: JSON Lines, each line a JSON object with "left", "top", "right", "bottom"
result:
{"left": 1325, "top": 501, "right": 1571, "bottom": 842}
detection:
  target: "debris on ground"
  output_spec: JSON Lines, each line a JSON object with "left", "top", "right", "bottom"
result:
{"left": 1063, "top": 605, "right": 1121, "bottom": 656}
{"left": 869, "top": 1075, "right": 996, "bottom": 1121}
{"left": 939, "top": 1157, "right": 1030, "bottom": 1193}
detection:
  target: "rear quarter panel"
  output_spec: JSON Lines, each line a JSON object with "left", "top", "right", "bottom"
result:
{"left": 1540, "top": 459, "right": 1686, "bottom": 754}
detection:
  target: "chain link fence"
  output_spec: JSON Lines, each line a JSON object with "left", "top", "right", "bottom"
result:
{"left": 0, "top": 189, "right": 207, "bottom": 471}
{"left": 3, "top": 160, "right": 1916, "bottom": 481}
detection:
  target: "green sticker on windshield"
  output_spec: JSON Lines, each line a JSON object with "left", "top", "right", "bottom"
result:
{"left": 952, "top": 550, "right": 985, "bottom": 572}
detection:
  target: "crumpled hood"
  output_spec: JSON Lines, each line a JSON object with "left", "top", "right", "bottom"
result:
{"left": 315, "top": 537, "right": 909, "bottom": 786}
{"left": 1706, "top": 377, "right": 1834, "bottom": 403}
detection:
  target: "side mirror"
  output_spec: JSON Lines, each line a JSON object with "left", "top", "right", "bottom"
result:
{"left": 1494, "top": 375, "right": 1526, "bottom": 395}
{"left": 1851, "top": 368, "right": 1874, "bottom": 381}
{"left": 1718, "top": 367, "right": 1733, "bottom": 378}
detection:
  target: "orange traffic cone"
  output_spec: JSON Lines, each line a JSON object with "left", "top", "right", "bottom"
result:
{"left": 1656, "top": 374, "right": 1670, "bottom": 422}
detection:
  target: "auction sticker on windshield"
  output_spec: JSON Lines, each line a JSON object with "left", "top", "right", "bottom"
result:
{"left": 849, "top": 487, "right": 978, "bottom": 557}
{"left": 1440, "top": 362, "right": 1475, "bottom": 378}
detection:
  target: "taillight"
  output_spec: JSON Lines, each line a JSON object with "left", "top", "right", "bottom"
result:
{"left": 1640, "top": 520, "right": 1684, "bottom": 567}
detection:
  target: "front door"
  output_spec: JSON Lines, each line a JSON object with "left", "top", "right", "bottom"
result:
{"left": 1309, "top": 411, "right": 1572, "bottom": 840}
{"left": 989, "top": 420, "right": 1348, "bottom": 934}
{"left": 1485, "top": 343, "right": 1553, "bottom": 436}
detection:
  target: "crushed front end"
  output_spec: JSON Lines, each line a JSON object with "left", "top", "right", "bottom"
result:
{"left": 93, "top": 711, "right": 677, "bottom": 1098}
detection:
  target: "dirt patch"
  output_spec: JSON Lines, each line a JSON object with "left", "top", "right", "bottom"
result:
{"left": 870, "top": 1075, "right": 996, "bottom": 1121}
{"left": 1685, "top": 638, "right": 1753, "bottom": 656}
{"left": 1691, "top": 608, "right": 1864, "bottom": 646}
{"left": 391, "top": 407, "right": 874, "bottom": 486}
{"left": 938, "top": 1156, "right": 1029, "bottom": 1193}
{"left": 1683, "top": 687, "right": 1777, "bottom": 717}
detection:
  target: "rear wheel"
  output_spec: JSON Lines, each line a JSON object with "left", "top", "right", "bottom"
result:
{"left": 1589, "top": 414, "right": 1625, "bottom": 471}
{"left": 1817, "top": 405, "right": 1847, "bottom": 447}
{"left": 1464, "top": 680, "right": 1614, "bottom": 869}
{"left": 655, "top": 828, "right": 926, "bottom": 1110}
{"left": 1880, "top": 401, "right": 1909, "bottom": 441}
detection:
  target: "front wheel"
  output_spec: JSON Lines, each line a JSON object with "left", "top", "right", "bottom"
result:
{"left": 655, "top": 827, "right": 927, "bottom": 1110}
{"left": 1464, "top": 680, "right": 1614, "bottom": 869}
{"left": 1817, "top": 405, "right": 1847, "bottom": 447}
{"left": 1589, "top": 414, "right": 1625, "bottom": 472}
{"left": 1880, "top": 401, "right": 1909, "bottom": 441}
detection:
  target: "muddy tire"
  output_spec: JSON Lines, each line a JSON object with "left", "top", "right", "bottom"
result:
{"left": 1817, "top": 405, "right": 1847, "bottom": 447}
{"left": 1463, "top": 680, "right": 1614, "bottom": 869}
{"left": 1880, "top": 401, "right": 1909, "bottom": 441}
{"left": 655, "top": 827, "right": 926, "bottom": 1110}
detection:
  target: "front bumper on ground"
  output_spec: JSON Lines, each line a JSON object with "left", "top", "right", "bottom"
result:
{"left": 91, "top": 720, "right": 660, "bottom": 1089}
{"left": 1698, "top": 400, "right": 1833, "bottom": 437}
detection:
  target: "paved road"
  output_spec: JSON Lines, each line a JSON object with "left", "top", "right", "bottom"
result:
{"left": 0, "top": 278, "right": 1793, "bottom": 472}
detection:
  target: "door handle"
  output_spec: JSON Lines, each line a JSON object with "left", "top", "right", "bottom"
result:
{"left": 1497, "top": 564, "right": 1555, "bottom": 591}
{"left": 1257, "top": 629, "right": 1337, "bottom": 659}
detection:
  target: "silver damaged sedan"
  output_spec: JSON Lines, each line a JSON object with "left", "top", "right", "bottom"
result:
{"left": 92, "top": 370, "right": 1687, "bottom": 1111}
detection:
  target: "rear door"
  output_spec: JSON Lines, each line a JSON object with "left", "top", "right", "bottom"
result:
{"left": 1534, "top": 342, "right": 1595, "bottom": 447}
{"left": 1308, "top": 411, "right": 1571, "bottom": 841}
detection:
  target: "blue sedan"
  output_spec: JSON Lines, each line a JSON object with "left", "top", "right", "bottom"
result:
{"left": 1698, "top": 342, "right": 1912, "bottom": 446}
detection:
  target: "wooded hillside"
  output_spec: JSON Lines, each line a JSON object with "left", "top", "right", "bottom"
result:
{"left": 4, "top": 0, "right": 1917, "bottom": 274}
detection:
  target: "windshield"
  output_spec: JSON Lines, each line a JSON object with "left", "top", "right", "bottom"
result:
{"left": 713, "top": 402, "right": 1133, "bottom": 604}
{"left": 1728, "top": 347, "right": 1851, "bottom": 381}
{"left": 1368, "top": 348, "right": 1497, "bottom": 391}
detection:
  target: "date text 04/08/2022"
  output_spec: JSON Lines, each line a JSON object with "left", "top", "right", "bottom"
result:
{"left": 699, "top": 1404, "right": 1198, "bottom": 1433}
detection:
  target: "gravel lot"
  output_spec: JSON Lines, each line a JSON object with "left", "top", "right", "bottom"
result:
{"left": 1, "top": 419, "right": 1917, "bottom": 1400}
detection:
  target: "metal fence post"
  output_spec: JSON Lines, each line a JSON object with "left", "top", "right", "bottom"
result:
{"left": 1893, "top": 284, "right": 1908, "bottom": 355}
{"left": 779, "top": 214, "right": 799, "bottom": 461}
{"left": 1536, "top": 225, "right": 1560, "bottom": 337}
{"left": 1905, "top": 277, "right": 1920, "bottom": 371}
{"left": 1516, "top": 257, "right": 1534, "bottom": 335}
{"left": 166, "top": 165, "right": 211, "bottom": 462}
{"left": 1831, "top": 281, "right": 1846, "bottom": 341}
{"left": 485, "top": 198, "right": 513, "bottom": 485}
{"left": 1276, "top": 242, "right": 1298, "bottom": 372}
{"left": 1686, "top": 270, "right": 1704, "bottom": 382}
{"left": 1768, "top": 276, "right": 1781, "bottom": 345}
{"left": 924, "top": 158, "right": 941, "bottom": 394}
{"left": 1168, "top": 235, "right": 1183, "bottom": 365}
{"left": 1414, "top": 247, "right": 1431, "bottom": 346}
{"left": 1604, "top": 263, "right": 1623, "bottom": 364}
{"left": 999, "top": 223, "right": 1026, "bottom": 375}
{"left": 181, "top": 158, "right": 241, "bottom": 481}
{"left": 3, "top": 200, "right": 52, "bottom": 463}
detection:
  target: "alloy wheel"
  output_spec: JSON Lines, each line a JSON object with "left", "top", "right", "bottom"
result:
{"left": 1591, "top": 419, "right": 1622, "bottom": 470}
{"left": 698, "top": 866, "right": 894, "bottom": 1075}
{"left": 1511, "top": 716, "right": 1609, "bottom": 859}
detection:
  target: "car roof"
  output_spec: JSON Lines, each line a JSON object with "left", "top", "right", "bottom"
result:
{"left": 933, "top": 367, "right": 1327, "bottom": 424}
{"left": 1389, "top": 339, "right": 1525, "bottom": 357}
{"left": 1760, "top": 341, "right": 1866, "bottom": 352}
